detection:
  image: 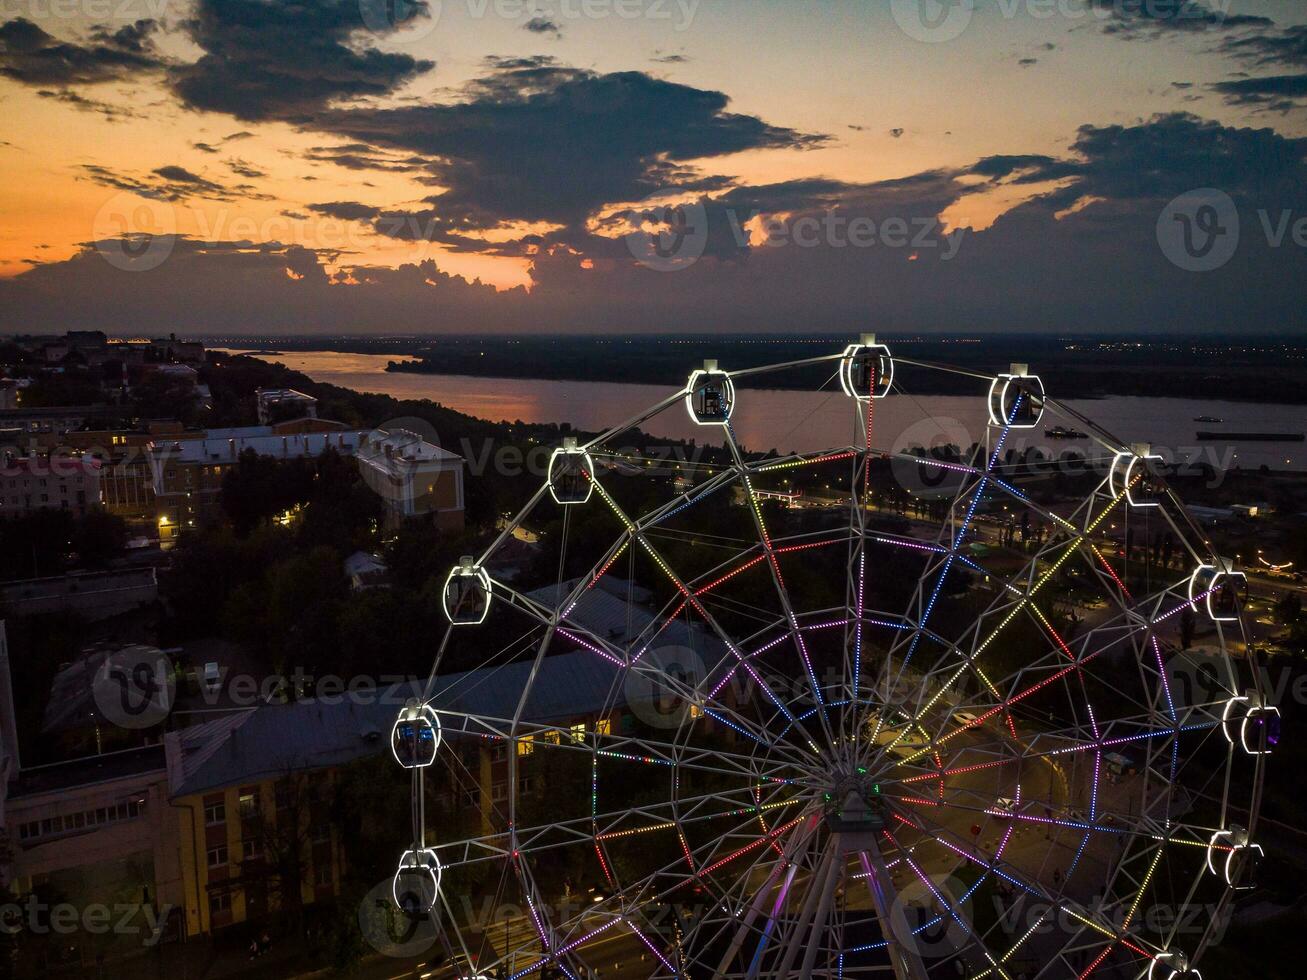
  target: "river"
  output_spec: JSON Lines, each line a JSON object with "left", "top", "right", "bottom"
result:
{"left": 224, "top": 350, "right": 1306, "bottom": 474}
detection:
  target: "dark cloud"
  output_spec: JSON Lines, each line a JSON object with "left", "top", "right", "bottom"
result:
{"left": 169, "top": 0, "right": 435, "bottom": 121}
{"left": 1217, "top": 23, "right": 1307, "bottom": 69}
{"left": 307, "top": 201, "right": 382, "bottom": 221}
{"left": 523, "top": 16, "right": 561, "bottom": 37}
{"left": 79, "top": 163, "right": 272, "bottom": 202}
{"left": 1211, "top": 73, "right": 1307, "bottom": 112}
{"left": 302, "top": 143, "right": 428, "bottom": 173}
{"left": 226, "top": 158, "right": 267, "bottom": 179}
{"left": 317, "top": 64, "right": 826, "bottom": 229}
{"left": 1095, "top": 0, "right": 1271, "bottom": 37}
{"left": 193, "top": 141, "right": 221, "bottom": 153}
{"left": 0, "top": 17, "right": 165, "bottom": 86}
{"left": 1018, "top": 58, "right": 1038, "bottom": 67}
{"left": 37, "top": 88, "right": 144, "bottom": 120}
{"left": 652, "top": 52, "right": 689, "bottom": 64}
{"left": 11, "top": 114, "right": 1302, "bottom": 337}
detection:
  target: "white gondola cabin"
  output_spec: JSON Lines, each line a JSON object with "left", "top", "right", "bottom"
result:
{"left": 1110, "top": 443, "right": 1165, "bottom": 508}
{"left": 391, "top": 700, "right": 441, "bottom": 768}
{"left": 839, "top": 333, "right": 893, "bottom": 400}
{"left": 548, "top": 436, "right": 594, "bottom": 505}
{"left": 443, "top": 556, "right": 492, "bottom": 625}
{"left": 987, "top": 363, "right": 1045, "bottom": 429}
{"left": 393, "top": 847, "right": 442, "bottom": 914}
{"left": 1188, "top": 559, "right": 1244, "bottom": 623}
{"left": 684, "top": 360, "right": 735, "bottom": 426}
{"left": 1207, "top": 825, "right": 1262, "bottom": 889}
{"left": 1222, "top": 693, "right": 1280, "bottom": 755}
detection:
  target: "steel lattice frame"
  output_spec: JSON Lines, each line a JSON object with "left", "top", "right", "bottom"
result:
{"left": 391, "top": 342, "right": 1269, "bottom": 980}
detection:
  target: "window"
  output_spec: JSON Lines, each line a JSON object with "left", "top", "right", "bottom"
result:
{"left": 241, "top": 839, "right": 260, "bottom": 861}
{"left": 204, "top": 801, "right": 226, "bottom": 825}
{"left": 209, "top": 892, "right": 231, "bottom": 915}
{"left": 490, "top": 743, "right": 507, "bottom": 763}
{"left": 207, "top": 845, "right": 228, "bottom": 868}
{"left": 492, "top": 782, "right": 507, "bottom": 803}
{"left": 516, "top": 735, "right": 534, "bottom": 757}
{"left": 463, "top": 789, "right": 480, "bottom": 809}
{"left": 519, "top": 776, "right": 537, "bottom": 795}
{"left": 238, "top": 792, "right": 259, "bottom": 819}
{"left": 541, "top": 730, "right": 560, "bottom": 745}
{"left": 569, "top": 723, "right": 586, "bottom": 744}
{"left": 314, "top": 862, "right": 333, "bottom": 886}
{"left": 594, "top": 718, "right": 612, "bottom": 737}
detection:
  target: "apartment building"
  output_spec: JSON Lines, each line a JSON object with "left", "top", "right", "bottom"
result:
{"left": 0, "top": 454, "right": 102, "bottom": 516}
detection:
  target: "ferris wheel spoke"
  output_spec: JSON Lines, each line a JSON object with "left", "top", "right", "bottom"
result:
{"left": 723, "top": 418, "right": 838, "bottom": 748}
{"left": 885, "top": 806, "right": 1168, "bottom": 976}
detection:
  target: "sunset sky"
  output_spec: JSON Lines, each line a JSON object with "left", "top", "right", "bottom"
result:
{"left": 1, "top": 0, "right": 1305, "bottom": 333}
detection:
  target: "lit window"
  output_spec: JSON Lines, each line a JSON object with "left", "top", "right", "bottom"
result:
{"left": 594, "top": 718, "right": 612, "bottom": 737}
{"left": 517, "top": 735, "right": 534, "bottom": 756}
{"left": 569, "top": 723, "right": 586, "bottom": 743}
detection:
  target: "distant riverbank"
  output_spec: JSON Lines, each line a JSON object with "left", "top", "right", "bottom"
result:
{"left": 221, "top": 349, "right": 1307, "bottom": 473}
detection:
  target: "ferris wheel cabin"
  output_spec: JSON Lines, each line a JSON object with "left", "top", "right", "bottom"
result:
{"left": 1207, "top": 825, "right": 1263, "bottom": 889}
{"left": 548, "top": 436, "right": 594, "bottom": 505}
{"left": 391, "top": 701, "right": 441, "bottom": 768}
{"left": 684, "top": 360, "right": 735, "bottom": 426}
{"left": 392, "top": 847, "right": 442, "bottom": 915}
{"left": 988, "top": 362, "right": 1045, "bottom": 428}
{"left": 1189, "top": 559, "right": 1245, "bottom": 622}
{"left": 1111, "top": 443, "right": 1165, "bottom": 507}
{"left": 443, "top": 556, "right": 492, "bottom": 625}
{"left": 839, "top": 333, "right": 894, "bottom": 400}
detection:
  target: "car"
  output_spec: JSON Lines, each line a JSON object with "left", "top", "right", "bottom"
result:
{"left": 202, "top": 661, "right": 221, "bottom": 694}
{"left": 990, "top": 797, "right": 1018, "bottom": 818}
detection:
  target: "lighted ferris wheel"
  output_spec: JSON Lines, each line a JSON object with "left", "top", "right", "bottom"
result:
{"left": 388, "top": 336, "right": 1272, "bottom": 980}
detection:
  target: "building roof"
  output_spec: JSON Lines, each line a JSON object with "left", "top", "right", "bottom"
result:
{"left": 163, "top": 576, "right": 721, "bottom": 797}
{"left": 11, "top": 744, "right": 165, "bottom": 799}
{"left": 152, "top": 429, "right": 367, "bottom": 464}
{"left": 164, "top": 645, "right": 648, "bottom": 799}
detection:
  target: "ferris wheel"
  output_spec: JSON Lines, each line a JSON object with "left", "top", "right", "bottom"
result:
{"left": 388, "top": 337, "right": 1272, "bottom": 980}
